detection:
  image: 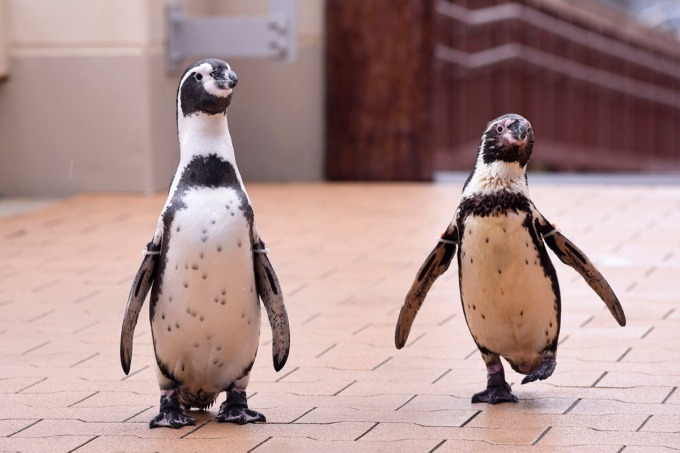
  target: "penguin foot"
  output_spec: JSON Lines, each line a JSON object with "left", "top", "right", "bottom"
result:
{"left": 216, "top": 389, "right": 266, "bottom": 425}
{"left": 149, "top": 408, "right": 196, "bottom": 429}
{"left": 149, "top": 390, "right": 196, "bottom": 429}
{"left": 471, "top": 383, "right": 519, "bottom": 404}
{"left": 522, "top": 359, "right": 556, "bottom": 385}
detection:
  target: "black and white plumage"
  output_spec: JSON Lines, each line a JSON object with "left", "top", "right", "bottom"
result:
{"left": 120, "top": 58, "right": 290, "bottom": 428}
{"left": 395, "top": 113, "right": 625, "bottom": 404}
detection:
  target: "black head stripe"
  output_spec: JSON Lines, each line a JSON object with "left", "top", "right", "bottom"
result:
{"left": 177, "top": 58, "right": 233, "bottom": 117}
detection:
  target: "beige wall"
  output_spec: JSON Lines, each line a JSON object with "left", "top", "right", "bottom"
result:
{"left": 0, "top": 0, "right": 8, "bottom": 78}
{"left": 0, "top": 0, "right": 324, "bottom": 196}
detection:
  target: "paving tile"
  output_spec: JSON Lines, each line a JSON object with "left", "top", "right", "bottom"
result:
{"left": 0, "top": 419, "right": 40, "bottom": 437}
{"left": 184, "top": 421, "right": 375, "bottom": 441}
{"left": 258, "top": 437, "right": 443, "bottom": 452}
{"left": 539, "top": 426, "right": 680, "bottom": 449}
{"left": 360, "top": 422, "right": 547, "bottom": 445}
{"left": 294, "top": 406, "right": 477, "bottom": 427}
{"left": 0, "top": 436, "right": 96, "bottom": 453}
{"left": 0, "top": 184, "right": 678, "bottom": 451}
{"left": 77, "top": 434, "right": 268, "bottom": 452}
{"left": 436, "top": 440, "right": 622, "bottom": 452}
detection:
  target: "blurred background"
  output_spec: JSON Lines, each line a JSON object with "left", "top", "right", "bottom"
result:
{"left": 0, "top": 0, "right": 678, "bottom": 197}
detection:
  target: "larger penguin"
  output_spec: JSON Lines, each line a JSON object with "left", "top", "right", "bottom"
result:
{"left": 120, "top": 58, "right": 290, "bottom": 427}
{"left": 395, "top": 113, "right": 625, "bottom": 404}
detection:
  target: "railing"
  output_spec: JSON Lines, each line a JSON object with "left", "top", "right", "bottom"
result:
{"left": 434, "top": 0, "right": 680, "bottom": 172}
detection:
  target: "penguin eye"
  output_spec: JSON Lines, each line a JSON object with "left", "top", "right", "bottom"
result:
{"left": 495, "top": 125, "right": 504, "bottom": 134}
{"left": 194, "top": 73, "right": 203, "bottom": 81}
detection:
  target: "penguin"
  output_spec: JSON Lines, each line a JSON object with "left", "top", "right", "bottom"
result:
{"left": 120, "top": 58, "right": 290, "bottom": 428}
{"left": 394, "top": 113, "right": 625, "bottom": 404}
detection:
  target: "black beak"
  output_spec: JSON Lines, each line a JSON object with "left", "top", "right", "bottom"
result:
{"left": 226, "top": 70, "right": 238, "bottom": 89}
{"left": 509, "top": 120, "right": 528, "bottom": 142}
{"left": 212, "top": 69, "right": 238, "bottom": 89}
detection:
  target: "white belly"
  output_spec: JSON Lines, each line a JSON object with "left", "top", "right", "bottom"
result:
{"left": 152, "top": 187, "right": 260, "bottom": 395}
{"left": 459, "top": 211, "right": 558, "bottom": 372}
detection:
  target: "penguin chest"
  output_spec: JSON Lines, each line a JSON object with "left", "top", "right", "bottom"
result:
{"left": 152, "top": 186, "right": 260, "bottom": 392}
{"left": 459, "top": 211, "right": 559, "bottom": 369}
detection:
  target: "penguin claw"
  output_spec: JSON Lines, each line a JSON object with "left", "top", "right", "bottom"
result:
{"left": 148, "top": 409, "right": 196, "bottom": 429}
{"left": 522, "top": 359, "right": 556, "bottom": 385}
{"left": 472, "top": 384, "right": 519, "bottom": 404}
{"left": 216, "top": 405, "right": 266, "bottom": 424}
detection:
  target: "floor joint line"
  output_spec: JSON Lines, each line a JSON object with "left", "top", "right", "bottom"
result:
{"left": 7, "top": 419, "right": 42, "bottom": 437}
{"left": 316, "top": 344, "right": 337, "bottom": 358}
{"left": 121, "top": 365, "right": 149, "bottom": 381}
{"left": 247, "top": 436, "right": 272, "bottom": 452}
{"left": 395, "top": 394, "right": 417, "bottom": 411}
{"left": 333, "top": 380, "right": 357, "bottom": 396}
{"left": 181, "top": 420, "right": 210, "bottom": 438}
{"left": 431, "top": 369, "right": 452, "bottom": 385}
{"left": 275, "top": 366, "right": 299, "bottom": 382}
{"left": 354, "top": 422, "right": 379, "bottom": 441}
{"left": 532, "top": 426, "right": 552, "bottom": 446}
{"left": 372, "top": 356, "right": 392, "bottom": 370}
{"left": 68, "top": 391, "right": 99, "bottom": 407}
{"left": 591, "top": 371, "right": 608, "bottom": 387}
{"left": 429, "top": 439, "right": 447, "bottom": 453}
{"left": 290, "top": 407, "right": 316, "bottom": 423}
{"left": 662, "top": 387, "right": 676, "bottom": 404}
{"left": 122, "top": 405, "right": 154, "bottom": 422}
{"left": 563, "top": 398, "right": 581, "bottom": 415}
{"left": 616, "top": 347, "right": 632, "bottom": 362}
{"left": 636, "top": 415, "right": 652, "bottom": 432}
{"left": 460, "top": 410, "right": 482, "bottom": 427}
{"left": 68, "top": 435, "right": 99, "bottom": 452}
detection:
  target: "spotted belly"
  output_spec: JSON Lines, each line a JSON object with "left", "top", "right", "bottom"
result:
{"left": 459, "top": 211, "right": 559, "bottom": 373}
{"left": 151, "top": 187, "right": 260, "bottom": 401}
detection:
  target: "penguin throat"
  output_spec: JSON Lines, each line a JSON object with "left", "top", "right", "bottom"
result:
{"left": 177, "top": 113, "right": 236, "bottom": 163}
{"left": 463, "top": 160, "right": 527, "bottom": 197}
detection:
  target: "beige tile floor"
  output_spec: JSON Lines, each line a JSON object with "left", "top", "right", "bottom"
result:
{"left": 0, "top": 182, "right": 678, "bottom": 452}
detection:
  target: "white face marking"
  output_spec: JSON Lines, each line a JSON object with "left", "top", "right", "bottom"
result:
{"left": 177, "top": 62, "right": 233, "bottom": 115}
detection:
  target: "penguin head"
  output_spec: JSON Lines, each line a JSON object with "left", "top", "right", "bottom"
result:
{"left": 479, "top": 113, "right": 534, "bottom": 168}
{"left": 462, "top": 114, "right": 534, "bottom": 195}
{"left": 177, "top": 58, "right": 238, "bottom": 118}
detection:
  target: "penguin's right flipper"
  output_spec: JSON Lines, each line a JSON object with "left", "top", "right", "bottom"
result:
{"left": 395, "top": 225, "right": 458, "bottom": 349}
{"left": 253, "top": 239, "right": 290, "bottom": 372}
{"left": 120, "top": 241, "right": 160, "bottom": 375}
{"left": 539, "top": 224, "right": 626, "bottom": 327}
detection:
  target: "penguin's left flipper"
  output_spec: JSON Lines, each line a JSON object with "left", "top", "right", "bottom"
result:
{"left": 253, "top": 239, "right": 290, "bottom": 372}
{"left": 395, "top": 225, "right": 458, "bottom": 349}
{"left": 540, "top": 223, "right": 626, "bottom": 327}
{"left": 120, "top": 241, "right": 160, "bottom": 375}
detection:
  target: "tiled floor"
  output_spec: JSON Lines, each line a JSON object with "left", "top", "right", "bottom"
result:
{"left": 0, "top": 182, "right": 678, "bottom": 452}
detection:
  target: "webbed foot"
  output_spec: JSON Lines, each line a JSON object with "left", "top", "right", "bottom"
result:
{"left": 149, "top": 390, "right": 196, "bottom": 429}
{"left": 522, "top": 359, "right": 556, "bottom": 385}
{"left": 216, "top": 389, "right": 266, "bottom": 424}
{"left": 472, "top": 382, "right": 519, "bottom": 404}
{"left": 472, "top": 351, "right": 520, "bottom": 404}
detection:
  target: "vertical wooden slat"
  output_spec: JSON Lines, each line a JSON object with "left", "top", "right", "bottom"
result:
{"left": 325, "top": 0, "right": 436, "bottom": 180}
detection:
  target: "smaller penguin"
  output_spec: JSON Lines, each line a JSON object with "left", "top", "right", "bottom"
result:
{"left": 120, "top": 58, "right": 290, "bottom": 427}
{"left": 395, "top": 113, "right": 625, "bottom": 404}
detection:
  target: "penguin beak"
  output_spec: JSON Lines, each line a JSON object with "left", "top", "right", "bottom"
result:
{"left": 503, "top": 119, "right": 531, "bottom": 147}
{"left": 212, "top": 69, "right": 238, "bottom": 90}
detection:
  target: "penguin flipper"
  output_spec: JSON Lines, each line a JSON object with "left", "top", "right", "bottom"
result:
{"left": 395, "top": 225, "right": 458, "bottom": 349}
{"left": 120, "top": 242, "right": 160, "bottom": 375}
{"left": 253, "top": 239, "right": 290, "bottom": 372}
{"left": 543, "top": 229, "right": 626, "bottom": 326}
